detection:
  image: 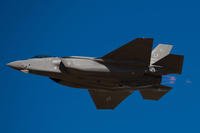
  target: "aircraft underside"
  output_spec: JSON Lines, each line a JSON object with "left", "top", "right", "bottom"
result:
{"left": 49, "top": 70, "right": 162, "bottom": 91}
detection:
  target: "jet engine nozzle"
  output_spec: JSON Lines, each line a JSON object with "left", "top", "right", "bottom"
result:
{"left": 149, "top": 66, "right": 156, "bottom": 72}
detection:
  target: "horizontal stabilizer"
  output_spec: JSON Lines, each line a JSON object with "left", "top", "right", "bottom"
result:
{"left": 101, "top": 38, "right": 153, "bottom": 67}
{"left": 139, "top": 85, "right": 172, "bottom": 100}
{"left": 151, "top": 44, "right": 173, "bottom": 65}
{"left": 153, "top": 54, "right": 184, "bottom": 74}
{"left": 88, "top": 89, "right": 132, "bottom": 109}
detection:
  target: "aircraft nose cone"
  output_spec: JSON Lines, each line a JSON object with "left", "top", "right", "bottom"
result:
{"left": 7, "top": 61, "right": 26, "bottom": 70}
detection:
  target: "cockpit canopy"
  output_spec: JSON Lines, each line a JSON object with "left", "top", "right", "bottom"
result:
{"left": 31, "top": 55, "right": 52, "bottom": 58}
{"left": 62, "top": 56, "right": 95, "bottom": 59}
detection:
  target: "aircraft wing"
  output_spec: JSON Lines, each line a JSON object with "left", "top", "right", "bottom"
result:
{"left": 88, "top": 89, "right": 133, "bottom": 109}
{"left": 101, "top": 38, "right": 153, "bottom": 67}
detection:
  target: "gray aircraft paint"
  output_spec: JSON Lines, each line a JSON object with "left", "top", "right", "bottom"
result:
{"left": 150, "top": 44, "right": 173, "bottom": 65}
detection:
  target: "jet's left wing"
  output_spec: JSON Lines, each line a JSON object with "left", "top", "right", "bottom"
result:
{"left": 101, "top": 38, "right": 153, "bottom": 67}
{"left": 88, "top": 89, "right": 133, "bottom": 109}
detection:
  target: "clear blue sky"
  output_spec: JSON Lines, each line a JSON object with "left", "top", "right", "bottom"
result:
{"left": 0, "top": 0, "right": 199, "bottom": 133}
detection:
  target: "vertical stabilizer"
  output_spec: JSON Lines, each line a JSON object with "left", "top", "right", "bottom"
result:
{"left": 151, "top": 44, "right": 173, "bottom": 65}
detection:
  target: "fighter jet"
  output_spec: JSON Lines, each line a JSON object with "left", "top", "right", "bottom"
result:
{"left": 7, "top": 38, "right": 184, "bottom": 109}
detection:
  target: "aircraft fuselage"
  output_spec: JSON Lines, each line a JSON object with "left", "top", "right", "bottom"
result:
{"left": 7, "top": 56, "right": 160, "bottom": 90}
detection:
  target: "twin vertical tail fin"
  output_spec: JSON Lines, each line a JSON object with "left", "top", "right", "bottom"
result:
{"left": 150, "top": 44, "right": 173, "bottom": 65}
{"left": 151, "top": 44, "right": 184, "bottom": 75}
{"left": 101, "top": 39, "right": 184, "bottom": 75}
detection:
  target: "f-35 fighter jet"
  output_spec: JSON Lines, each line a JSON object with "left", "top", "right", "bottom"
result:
{"left": 7, "top": 38, "right": 184, "bottom": 109}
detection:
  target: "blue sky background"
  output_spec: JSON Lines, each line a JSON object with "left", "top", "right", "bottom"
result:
{"left": 0, "top": 0, "right": 199, "bottom": 133}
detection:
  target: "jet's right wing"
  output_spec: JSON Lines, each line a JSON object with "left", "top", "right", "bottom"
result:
{"left": 88, "top": 89, "right": 133, "bottom": 109}
{"left": 101, "top": 38, "right": 153, "bottom": 67}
